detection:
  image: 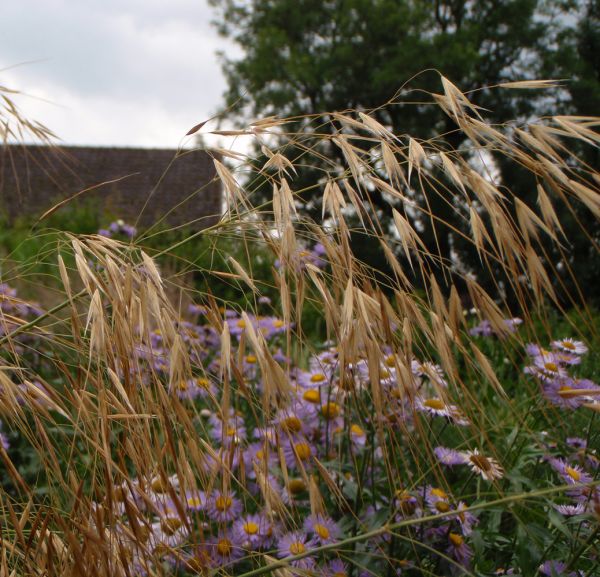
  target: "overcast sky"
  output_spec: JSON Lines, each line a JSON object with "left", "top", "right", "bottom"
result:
{"left": 1, "top": 0, "right": 237, "bottom": 148}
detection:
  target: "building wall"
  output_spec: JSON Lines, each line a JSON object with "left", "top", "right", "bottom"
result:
{"left": 0, "top": 145, "right": 222, "bottom": 229}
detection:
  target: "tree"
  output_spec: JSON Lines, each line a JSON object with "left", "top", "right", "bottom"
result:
{"left": 209, "top": 0, "right": 599, "bottom": 305}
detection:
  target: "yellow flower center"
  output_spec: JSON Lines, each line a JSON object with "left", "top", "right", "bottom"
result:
{"left": 544, "top": 362, "right": 558, "bottom": 372}
{"left": 380, "top": 368, "right": 390, "bottom": 379}
{"left": 424, "top": 398, "right": 445, "bottom": 410}
{"left": 321, "top": 402, "right": 340, "bottom": 420}
{"left": 196, "top": 377, "right": 210, "bottom": 389}
{"left": 289, "top": 541, "right": 306, "bottom": 555}
{"left": 385, "top": 355, "right": 396, "bottom": 367}
{"left": 562, "top": 341, "right": 575, "bottom": 350}
{"left": 236, "top": 319, "right": 246, "bottom": 328}
{"left": 187, "top": 496, "right": 202, "bottom": 508}
{"left": 245, "top": 355, "right": 257, "bottom": 364}
{"left": 161, "top": 517, "right": 183, "bottom": 535}
{"left": 558, "top": 385, "right": 578, "bottom": 398}
{"left": 151, "top": 478, "right": 168, "bottom": 493}
{"left": 244, "top": 522, "right": 259, "bottom": 535}
{"left": 177, "top": 380, "right": 189, "bottom": 391}
{"left": 288, "top": 479, "right": 307, "bottom": 494}
{"left": 449, "top": 532, "right": 463, "bottom": 547}
{"left": 310, "top": 373, "right": 327, "bottom": 383}
{"left": 282, "top": 416, "right": 303, "bottom": 433}
{"left": 435, "top": 501, "right": 450, "bottom": 512}
{"left": 294, "top": 443, "right": 312, "bottom": 460}
{"left": 350, "top": 424, "right": 365, "bottom": 437}
{"left": 566, "top": 466, "right": 581, "bottom": 481}
{"left": 431, "top": 488, "right": 448, "bottom": 499}
{"left": 273, "top": 319, "right": 284, "bottom": 328}
{"left": 469, "top": 454, "right": 492, "bottom": 471}
{"left": 303, "top": 389, "right": 321, "bottom": 404}
{"left": 314, "top": 523, "right": 330, "bottom": 539}
{"left": 216, "top": 538, "right": 232, "bottom": 555}
{"left": 215, "top": 496, "right": 232, "bottom": 511}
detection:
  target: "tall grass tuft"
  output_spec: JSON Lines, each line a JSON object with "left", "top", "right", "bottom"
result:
{"left": 0, "top": 76, "right": 599, "bottom": 576}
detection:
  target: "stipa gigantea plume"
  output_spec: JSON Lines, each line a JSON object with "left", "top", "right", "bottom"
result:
{"left": 0, "top": 75, "right": 599, "bottom": 575}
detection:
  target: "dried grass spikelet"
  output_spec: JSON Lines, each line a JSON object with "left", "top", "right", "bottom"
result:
{"left": 514, "top": 197, "right": 557, "bottom": 245}
{"left": 241, "top": 311, "right": 291, "bottom": 410}
{"left": 214, "top": 158, "right": 249, "bottom": 214}
{"left": 322, "top": 179, "right": 347, "bottom": 222}
{"left": 439, "top": 151, "right": 467, "bottom": 194}
{"left": 260, "top": 146, "right": 297, "bottom": 175}
{"left": 466, "top": 279, "right": 514, "bottom": 338}
{"left": 407, "top": 137, "right": 426, "bottom": 183}
{"left": 469, "top": 205, "right": 495, "bottom": 258}
{"left": 370, "top": 175, "right": 414, "bottom": 206}
{"left": 379, "top": 240, "right": 413, "bottom": 290}
{"left": 227, "top": 255, "right": 259, "bottom": 294}
{"left": 536, "top": 184, "right": 565, "bottom": 237}
{"left": 358, "top": 111, "right": 395, "bottom": 141}
{"left": 381, "top": 140, "right": 408, "bottom": 189}
{"left": 514, "top": 127, "right": 563, "bottom": 164}
{"left": 568, "top": 178, "right": 600, "bottom": 219}
{"left": 308, "top": 475, "right": 325, "bottom": 517}
{"left": 553, "top": 116, "right": 600, "bottom": 146}
{"left": 525, "top": 245, "right": 557, "bottom": 302}
{"left": 392, "top": 208, "right": 427, "bottom": 270}
{"left": 333, "top": 134, "right": 367, "bottom": 188}
{"left": 85, "top": 289, "right": 106, "bottom": 357}
{"left": 498, "top": 79, "right": 563, "bottom": 90}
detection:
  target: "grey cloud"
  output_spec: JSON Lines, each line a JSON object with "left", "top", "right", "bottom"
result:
{"left": 1, "top": 0, "right": 237, "bottom": 145}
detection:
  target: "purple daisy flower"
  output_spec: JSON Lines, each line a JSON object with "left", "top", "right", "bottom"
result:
{"left": 303, "top": 514, "right": 341, "bottom": 544}
{"left": 551, "top": 338, "right": 588, "bottom": 356}
{"left": 258, "top": 316, "right": 289, "bottom": 339}
{"left": 210, "top": 412, "right": 247, "bottom": 446}
{"left": 183, "top": 489, "right": 208, "bottom": 512}
{"left": 550, "top": 458, "right": 593, "bottom": 486}
{"left": 324, "top": 559, "right": 350, "bottom": 577}
{"left": 297, "top": 367, "right": 331, "bottom": 389}
{"left": 206, "top": 491, "right": 243, "bottom": 522}
{"left": 456, "top": 501, "right": 478, "bottom": 535}
{"left": 539, "top": 560, "right": 582, "bottom": 577}
{"left": 233, "top": 513, "right": 270, "bottom": 550}
{"left": 554, "top": 503, "right": 586, "bottom": 516}
{"left": 425, "top": 486, "right": 452, "bottom": 514}
{"left": 282, "top": 437, "right": 315, "bottom": 469}
{"left": 394, "top": 491, "right": 421, "bottom": 519}
{"left": 434, "top": 446, "right": 467, "bottom": 466}
{"left": 276, "top": 531, "right": 316, "bottom": 569}
{"left": 566, "top": 437, "right": 587, "bottom": 450}
{"left": 208, "top": 530, "right": 244, "bottom": 567}
{"left": 446, "top": 531, "right": 473, "bottom": 567}
{"left": 469, "top": 319, "right": 494, "bottom": 337}
{"left": 542, "top": 378, "right": 592, "bottom": 409}
{"left": 273, "top": 403, "right": 315, "bottom": 436}
{"left": 528, "top": 352, "right": 569, "bottom": 382}
{"left": 242, "top": 441, "right": 277, "bottom": 479}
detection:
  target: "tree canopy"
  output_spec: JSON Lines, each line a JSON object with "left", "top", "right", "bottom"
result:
{"left": 209, "top": 0, "right": 600, "bottom": 306}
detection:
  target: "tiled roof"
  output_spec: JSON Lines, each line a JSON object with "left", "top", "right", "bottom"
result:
{"left": 0, "top": 145, "right": 222, "bottom": 228}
